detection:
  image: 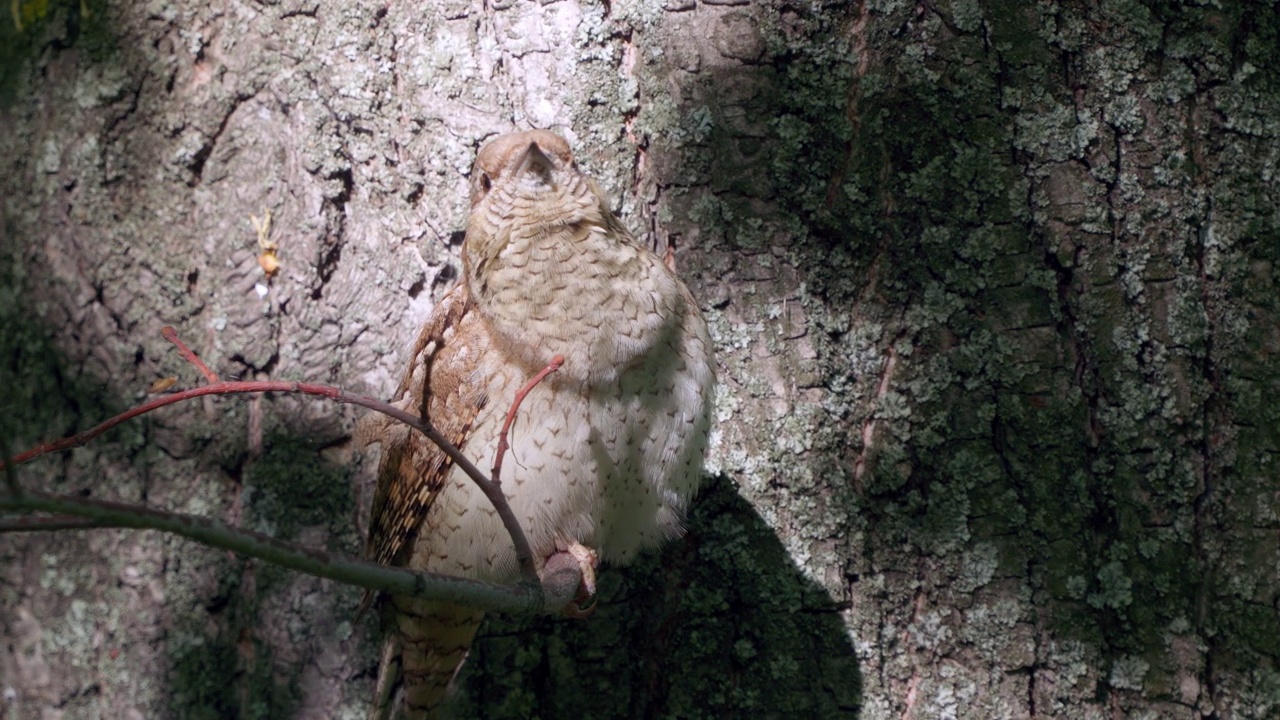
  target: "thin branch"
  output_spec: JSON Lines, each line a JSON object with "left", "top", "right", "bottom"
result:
{"left": 3, "top": 323, "right": 554, "bottom": 601}
{"left": 2, "top": 378, "right": 540, "bottom": 587}
{"left": 1, "top": 435, "right": 19, "bottom": 499}
{"left": 492, "top": 354, "right": 564, "bottom": 488}
{"left": 0, "top": 332, "right": 579, "bottom": 610}
{"left": 161, "top": 325, "right": 219, "bottom": 382}
{"left": 0, "top": 515, "right": 110, "bottom": 532}
{"left": 0, "top": 488, "right": 579, "bottom": 614}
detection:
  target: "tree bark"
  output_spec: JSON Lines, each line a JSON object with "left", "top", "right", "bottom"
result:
{"left": 3, "top": 1, "right": 1279, "bottom": 718}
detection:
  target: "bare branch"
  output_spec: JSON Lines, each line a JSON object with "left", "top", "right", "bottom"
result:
{"left": 0, "top": 515, "right": 111, "bottom": 532}
{"left": 1, "top": 435, "right": 19, "bottom": 499}
{"left": 486, "top": 353, "right": 565, "bottom": 586}
{"left": 492, "top": 354, "right": 565, "bottom": 489}
{"left": 0, "top": 488, "right": 579, "bottom": 615}
{"left": 1, "top": 378, "right": 541, "bottom": 583}
{"left": 1, "top": 327, "right": 554, "bottom": 606}
{"left": 161, "top": 325, "right": 219, "bottom": 382}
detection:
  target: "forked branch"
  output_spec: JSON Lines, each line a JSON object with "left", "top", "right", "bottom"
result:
{"left": 0, "top": 327, "right": 576, "bottom": 614}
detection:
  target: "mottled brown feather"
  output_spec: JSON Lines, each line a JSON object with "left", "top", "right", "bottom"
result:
{"left": 363, "top": 282, "right": 493, "bottom": 719}
{"left": 365, "top": 283, "right": 480, "bottom": 569}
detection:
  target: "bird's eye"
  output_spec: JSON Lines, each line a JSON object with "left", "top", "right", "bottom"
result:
{"left": 469, "top": 172, "right": 495, "bottom": 207}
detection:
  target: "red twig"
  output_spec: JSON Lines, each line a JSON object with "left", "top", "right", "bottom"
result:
{"left": 491, "top": 355, "right": 565, "bottom": 487}
{"left": 2, "top": 382, "right": 521, "bottom": 552}
{"left": 5, "top": 382, "right": 333, "bottom": 466}
{"left": 2, "top": 328, "right": 544, "bottom": 589}
{"left": 162, "top": 325, "right": 219, "bottom": 382}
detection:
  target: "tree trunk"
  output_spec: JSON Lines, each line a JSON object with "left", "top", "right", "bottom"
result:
{"left": 3, "top": 1, "right": 1278, "bottom": 718}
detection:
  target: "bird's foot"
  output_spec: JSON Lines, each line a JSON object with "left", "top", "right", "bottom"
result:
{"left": 558, "top": 540, "right": 598, "bottom": 618}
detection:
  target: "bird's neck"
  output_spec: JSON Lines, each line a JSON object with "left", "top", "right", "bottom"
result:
{"left": 469, "top": 223, "right": 680, "bottom": 386}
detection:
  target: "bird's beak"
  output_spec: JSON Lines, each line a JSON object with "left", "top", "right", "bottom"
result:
{"left": 515, "top": 142, "right": 556, "bottom": 189}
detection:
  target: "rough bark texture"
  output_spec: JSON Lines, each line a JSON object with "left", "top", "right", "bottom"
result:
{"left": 2, "top": 1, "right": 1279, "bottom": 718}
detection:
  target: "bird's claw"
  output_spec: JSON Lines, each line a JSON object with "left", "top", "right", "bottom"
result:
{"left": 559, "top": 540, "right": 598, "bottom": 618}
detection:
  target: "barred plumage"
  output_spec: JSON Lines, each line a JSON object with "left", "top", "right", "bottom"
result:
{"left": 364, "top": 130, "right": 714, "bottom": 719}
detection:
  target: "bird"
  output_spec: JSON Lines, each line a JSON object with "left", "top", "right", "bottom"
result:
{"left": 360, "top": 129, "right": 715, "bottom": 719}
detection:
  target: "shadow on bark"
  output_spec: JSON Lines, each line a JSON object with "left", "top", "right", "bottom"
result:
{"left": 0, "top": 260, "right": 361, "bottom": 716}
{"left": 735, "top": 0, "right": 1280, "bottom": 700}
{"left": 0, "top": 0, "right": 115, "bottom": 102}
{"left": 162, "top": 432, "right": 364, "bottom": 720}
{"left": 449, "top": 473, "right": 862, "bottom": 720}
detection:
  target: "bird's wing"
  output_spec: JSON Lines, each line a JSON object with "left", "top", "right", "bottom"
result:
{"left": 364, "top": 282, "right": 487, "bottom": 570}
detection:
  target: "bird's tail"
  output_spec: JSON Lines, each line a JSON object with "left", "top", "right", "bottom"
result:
{"left": 369, "top": 599, "right": 485, "bottom": 720}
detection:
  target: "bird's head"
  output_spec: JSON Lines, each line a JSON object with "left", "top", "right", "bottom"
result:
{"left": 461, "top": 130, "right": 618, "bottom": 298}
